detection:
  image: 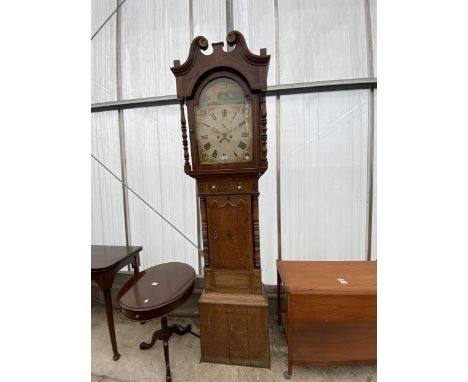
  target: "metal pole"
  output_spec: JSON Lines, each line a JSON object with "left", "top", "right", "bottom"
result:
{"left": 366, "top": 89, "right": 375, "bottom": 261}
{"left": 189, "top": 0, "right": 194, "bottom": 42}
{"left": 91, "top": 78, "right": 377, "bottom": 113}
{"left": 189, "top": 0, "right": 203, "bottom": 274}
{"left": 363, "top": 0, "right": 375, "bottom": 78}
{"left": 274, "top": 0, "right": 282, "bottom": 261}
{"left": 226, "top": 0, "right": 234, "bottom": 52}
{"left": 116, "top": 0, "right": 132, "bottom": 249}
{"left": 364, "top": 0, "right": 375, "bottom": 260}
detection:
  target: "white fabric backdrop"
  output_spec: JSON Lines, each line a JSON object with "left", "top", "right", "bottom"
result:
{"left": 91, "top": 0, "right": 377, "bottom": 283}
{"left": 278, "top": 0, "right": 368, "bottom": 83}
{"left": 91, "top": 0, "right": 117, "bottom": 103}
{"left": 233, "top": 0, "right": 277, "bottom": 86}
{"left": 91, "top": 111, "right": 126, "bottom": 245}
{"left": 280, "top": 90, "right": 369, "bottom": 261}
{"left": 120, "top": 0, "right": 190, "bottom": 99}
{"left": 123, "top": 106, "right": 199, "bottom": 272}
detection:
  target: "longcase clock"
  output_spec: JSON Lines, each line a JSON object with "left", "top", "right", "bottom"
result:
{"left": 171, "top": 31, "right": 270, "bottom": 367}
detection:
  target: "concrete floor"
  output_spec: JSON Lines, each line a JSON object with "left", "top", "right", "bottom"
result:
{"left": 91, "top": 302, "right": 376, "bottom": 382}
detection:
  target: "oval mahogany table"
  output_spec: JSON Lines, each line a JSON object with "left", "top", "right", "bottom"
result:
{"left": 118, "top": 262, "right": 199, "bottom": 381}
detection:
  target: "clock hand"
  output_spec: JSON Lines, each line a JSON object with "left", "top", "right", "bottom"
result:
{"left": 221, "top": 123, "right": 232, "bottom": 133}
{"left": 212, "top": 126, "right": 224, "bottom": 135}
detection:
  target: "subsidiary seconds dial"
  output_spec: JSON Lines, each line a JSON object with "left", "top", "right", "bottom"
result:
{"left": 195, "top": 78, "right": 252, "bottom": 164}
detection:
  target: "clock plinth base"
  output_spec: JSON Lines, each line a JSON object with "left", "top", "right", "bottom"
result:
{"left": 199, "top": 289, "right": 270, "bottom": 368}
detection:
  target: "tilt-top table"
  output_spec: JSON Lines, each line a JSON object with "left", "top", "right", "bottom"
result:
{"left": 118, "top": 262, "right": 198, "bottom": 382}
{"left": 91, "top": 245, "right": 142, "bottom": 360}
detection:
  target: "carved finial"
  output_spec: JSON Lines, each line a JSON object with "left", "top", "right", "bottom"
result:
{"left": 226, "top": 30, "right": 244, "bottom": 47}
{"left": 171, "top": 36, "right": 209, "bottom": 75}
{"left": 226, "top": 31, "right": 237, "bottom": 46}
{"left": 198, "top": 36, "right": 208, "bottom": 50}
{"left": 225, "top": 31, "right": 270, "bottom": 70}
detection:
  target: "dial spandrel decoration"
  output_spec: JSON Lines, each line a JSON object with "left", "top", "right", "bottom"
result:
{"left": 195, "top": 78, "right": 252, "bottom": 164}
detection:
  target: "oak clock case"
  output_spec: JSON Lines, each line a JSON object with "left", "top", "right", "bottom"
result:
{"left": 171, "top": 31, "right": 270, "bottom": 368}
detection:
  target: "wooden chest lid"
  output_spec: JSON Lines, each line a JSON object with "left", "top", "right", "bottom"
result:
{"left": 277, "top": 260, "right": 376, "bottom": 295}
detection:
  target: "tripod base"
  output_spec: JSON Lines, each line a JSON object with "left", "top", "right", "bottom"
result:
{"left": 140, "top": 316, "right": 200, "bottom": 381}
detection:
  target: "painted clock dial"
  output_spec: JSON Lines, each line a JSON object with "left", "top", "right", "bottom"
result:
{"left": 195, "top": 77, "right": 252, "bottom": 164}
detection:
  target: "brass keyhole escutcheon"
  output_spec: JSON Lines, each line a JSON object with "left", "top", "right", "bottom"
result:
{"left": 213, "top": 231, "right": 218, "bottom": 240}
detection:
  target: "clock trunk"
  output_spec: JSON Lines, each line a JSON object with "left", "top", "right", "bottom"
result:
{"left": 207, "top": 194, "right": 252, "bottom": 270}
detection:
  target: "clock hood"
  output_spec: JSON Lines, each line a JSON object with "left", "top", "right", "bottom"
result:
{"left": 171, "top": 31, "right": 270, "bottom": 99}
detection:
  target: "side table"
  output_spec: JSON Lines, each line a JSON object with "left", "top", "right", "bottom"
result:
{"left": 91, "top": 245, "right": 142, "bottom": 360}
{"left": 118, "top": 262, "right": 199, "bottom": 382}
